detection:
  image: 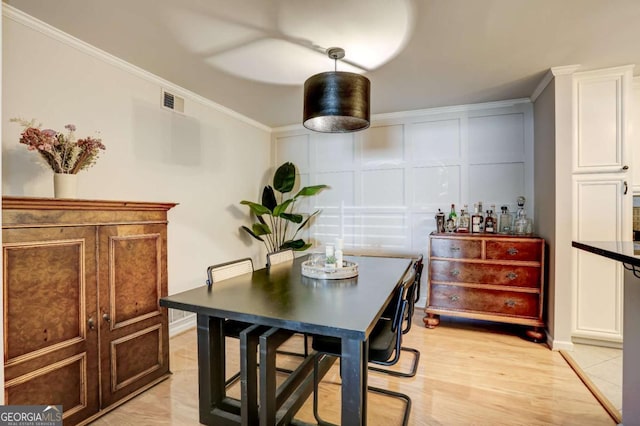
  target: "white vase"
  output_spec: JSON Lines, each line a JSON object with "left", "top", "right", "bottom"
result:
{"left": 53, "top": 173, "right": 78, "bottom": 198}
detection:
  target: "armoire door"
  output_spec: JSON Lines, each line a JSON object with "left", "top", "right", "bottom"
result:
{"left": 2, "top": 226, "right": 100, "bottom": 425}
{"left": 97, "top": 223, "right": 170, "bottom": 407}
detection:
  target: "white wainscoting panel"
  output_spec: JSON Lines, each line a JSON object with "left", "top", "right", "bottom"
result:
{"left": 273, "top": 99, "right": 534, "bottom": 306}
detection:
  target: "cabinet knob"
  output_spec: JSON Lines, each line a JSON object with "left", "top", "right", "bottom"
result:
{"left": 622, "top": 165, "right": 629, "bottom": 171}
{"left": 451, "top": 269, "right": 460, "bottom": 277}
{"left": 88, "top": 317, "right": 95, "bottom": 330}
{"left": 507, "top": 247, "right": 519, "bottom": 256}
{"left": 506, "top": 272, "right": 518, "bottom": 280}
{"left": 451, "top": 247, "right": 461, "bottom": 252}
{"left": 505, "top": 299, "right": 517, "bottom": 308}
{"left": 449, "top": 295, "right": 459, "bottom": 302}
{"left": 103, "top": 313, "right": 111, "bottom": 323}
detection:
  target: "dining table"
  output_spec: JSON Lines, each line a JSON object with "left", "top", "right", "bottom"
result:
{"left": 159, "top": 254, "right": 413, "bottom": 425}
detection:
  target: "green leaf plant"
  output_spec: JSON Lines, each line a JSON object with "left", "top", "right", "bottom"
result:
{"left": 241, "top": 162, "right": 328, "bottom": 252}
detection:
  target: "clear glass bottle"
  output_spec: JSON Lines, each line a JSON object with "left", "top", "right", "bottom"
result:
{"left": 499, "top": 205, "right": 513, "bottom": 234}
{"left": 457, "top": 205, "right": 470, "bottom": 233}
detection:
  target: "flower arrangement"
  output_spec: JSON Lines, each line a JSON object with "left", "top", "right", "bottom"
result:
{"left": 11, "top": 118, "right": 106, "bottom": 174}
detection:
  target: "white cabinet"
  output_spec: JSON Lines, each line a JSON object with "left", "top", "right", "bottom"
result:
{"left": 572, "top": 174, "right": 629, "bottom": 342}
{"left": 571, "top": 65, "right": 634, "bottom": 345}
{"left": 573, "top": 65, "right": 633, "bottom": 174}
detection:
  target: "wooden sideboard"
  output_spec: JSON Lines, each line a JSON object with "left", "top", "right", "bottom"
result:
{"left": 2, "top": 197, "right": 176, "bottom": 425}
{"left": 424, "top": 233, "right": 545, "bottom": 341}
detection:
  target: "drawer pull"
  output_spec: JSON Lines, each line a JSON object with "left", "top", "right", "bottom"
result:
{"left": 451, "top": 247, "right": 461, "bottom": 252}
{"left": 451, "top": 269, "right": 460, "bottom": 277}
{"left": 449, "top": 295, "right": 459, "bottom": 302}
{"left": 506, "top": 272, "right": 518, "bottom": 280}
{"left": 505, "top": 299, "right": 517, "bottom": 308}
{"left": 507, "top": 247, "right": 519, "bottom": 255}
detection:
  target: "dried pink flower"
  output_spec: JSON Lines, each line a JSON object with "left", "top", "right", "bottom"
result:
{"left": 11, "top": 118, "right": 106, "bottom": 174}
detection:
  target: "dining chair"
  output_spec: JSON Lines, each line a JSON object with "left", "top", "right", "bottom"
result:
{"left": 206, "top": 258, "right": 255, "bottom": 387}
{"left": 266, "top": 248, "right": 294, "bottom": 267}
{"left": 266, "top": 248, "right": 310, "bottom": 359}
{"left": 310, "top": 264, "right": 417, "bottom": 426}
{"left": 369, "top": 255, "right": 423, "bottom": 378}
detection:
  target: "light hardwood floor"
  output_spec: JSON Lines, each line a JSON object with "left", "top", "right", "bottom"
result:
{"left": 92, "top": 315, "right": 615, "bottom": 425}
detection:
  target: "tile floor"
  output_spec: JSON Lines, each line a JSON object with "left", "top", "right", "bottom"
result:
{"left": 567, "top": 343, "right": 622, "bottom": 413}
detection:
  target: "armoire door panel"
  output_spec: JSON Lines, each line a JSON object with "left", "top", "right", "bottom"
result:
{"left": 110, "top": 324, "right": 162, "bottom": 392}
{"left": 5, "top": 354, "right": 87, "bottom": 421}
{"left": 108, "top": 232, "right": 162, "bottom": 327}
{"left": 3, "top": 239, "right": 85, "bottom": 361}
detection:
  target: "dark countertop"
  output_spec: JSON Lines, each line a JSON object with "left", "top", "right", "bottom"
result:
{"left": 572, "top": 241, "right": 640, "bottom": 267}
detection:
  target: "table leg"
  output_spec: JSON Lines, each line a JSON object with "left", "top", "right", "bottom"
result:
{"left": 196, "top": 314, "right": 226, "bottom": 424}
{"left": 341, "top": 337, "right": 368, "bottom": 426}
{"left": 239, "top": 325, "right": 265, "bottom": 426}
{"left": 624, "top": 268, "right": 640, "bottom": 425}
{"left": 259, "top": 327, "right": 295, "bottom": 425}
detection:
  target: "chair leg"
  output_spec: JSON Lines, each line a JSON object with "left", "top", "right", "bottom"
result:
{"left": 368, "top": 385, "right": 412, "bottom": 426}
{"left": 313, "top": 354, "right": 338, "bottom": 426}
{"left": 313, "top": 354, "right": 411, "bottom": 426}
{"left": 368, "top": 346, "right": 420, "bottom": 378}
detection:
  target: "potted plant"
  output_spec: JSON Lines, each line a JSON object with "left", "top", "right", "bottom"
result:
{"left": 240, "top": 162, "right": 328, "bottom": 251}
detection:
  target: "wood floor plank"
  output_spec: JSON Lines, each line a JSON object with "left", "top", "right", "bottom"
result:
{"left": 91, "top": 315, "right": 615, "bottom": 425}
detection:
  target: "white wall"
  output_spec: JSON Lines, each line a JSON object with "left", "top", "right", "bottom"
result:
{"left": 2, "top": 10, "right": 271, "bottom": 297}
{"left": 273, "top": 100, "right": 535, "bottom": 304}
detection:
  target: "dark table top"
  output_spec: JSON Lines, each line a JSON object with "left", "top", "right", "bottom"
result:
{"left": 160, "top": 255, "right": 413, "bottom": 340}
{"left": 572, "top": 241, "right": 640, "bottom": 267}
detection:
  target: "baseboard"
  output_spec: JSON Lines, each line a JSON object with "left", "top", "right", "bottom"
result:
{"left": 572, "top": 336, "right": 623, "bottom": 349}
{"left": 545, "top": 336, "right": 574, "bottom": 351}
{"left": 169, "top": 314, "right": 196, "bottom": 337}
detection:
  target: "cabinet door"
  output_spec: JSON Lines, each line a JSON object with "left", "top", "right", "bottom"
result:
{"left": 572, "top": 174, "right": 631, "bottom": 342}
{"left": 3, "top": 226, "right": 99, "bottom": 425}
{"left": 97, "top": 224, "right": 169, "bottom": 407}
{"left": 573, "top": 66, "right": 633, "bottom": 174}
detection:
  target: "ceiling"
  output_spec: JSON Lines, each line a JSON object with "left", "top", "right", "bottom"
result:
{"left": 5, "top": 0, "right": 640, "bottom": 129}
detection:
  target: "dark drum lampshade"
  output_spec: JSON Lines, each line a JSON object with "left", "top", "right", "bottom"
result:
{"left": 303, "top": 48, "right": 370, "bottom": 133}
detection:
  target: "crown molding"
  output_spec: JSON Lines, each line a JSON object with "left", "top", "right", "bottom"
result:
{"left": 530, "top": 65, "right": 582, "bottom": 102}
{"left": 2, "top": 4, "right": 271, "bottom": 132}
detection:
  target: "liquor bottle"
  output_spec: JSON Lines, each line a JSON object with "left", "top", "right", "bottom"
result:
{"left": 499, "top": 205, "right": 512, "bottom": 234}
{"left": 446, "top": 204, "right": 458, "bottom": 232}
{"left": 477, "top": 201, "right": 484, "bottom": 232}
{"left": 490, "top": 205, "right": 498, "bottom": 229}
{"left": 457, "top": 205, "right": 470, "bottom": 233}
{"left": 484, "top": 210, "right": 495, "bottom": 233}
{"left": 471, "top": 203, "right": 482, "bottom": 233}
{"left": 449, "top": 204, "right": 457, "bottom": 222}
{"left": 435, "top": 209, "right": 446, "bottom": 233}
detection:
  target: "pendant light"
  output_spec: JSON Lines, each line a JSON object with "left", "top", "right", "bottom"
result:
{"left": 303, "top": 47, "right": 370, "bottom": 133}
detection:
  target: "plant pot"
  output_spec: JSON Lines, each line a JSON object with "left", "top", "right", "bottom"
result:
{"left": 53, "top": 173, "right": 78, "bottom": 198}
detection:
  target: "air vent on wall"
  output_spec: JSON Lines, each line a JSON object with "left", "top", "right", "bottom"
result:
{"left": 161, "top": 89, "right": 184, "bottom": 113}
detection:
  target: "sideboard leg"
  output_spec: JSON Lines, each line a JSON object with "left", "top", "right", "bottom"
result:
{"left": 423, "top": 313, "right": 440, "bottom": 329}
{"left": 525, "top": 327, "right": 546, "bottom": 343}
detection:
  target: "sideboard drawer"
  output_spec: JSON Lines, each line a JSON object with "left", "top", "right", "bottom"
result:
{"left": 485, "top": 240, "right": 542, "bottom": 262}
{"left": 430, "top": 238, "right": 481, "bottom": 259}
{"left": 429, "top": 284, "right": 539, "bottom": 318}
{"left": 430, "top": 260, "right": 540, "bottom": 288}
